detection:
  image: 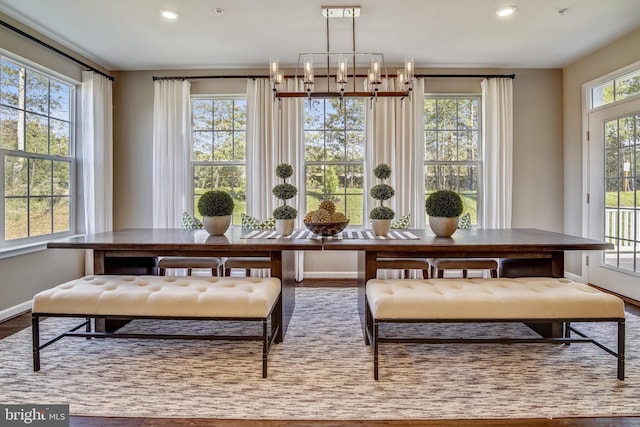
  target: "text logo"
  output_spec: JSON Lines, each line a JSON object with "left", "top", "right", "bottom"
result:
{"left": 0, "top": 405, "right": 69, "bottom": 426}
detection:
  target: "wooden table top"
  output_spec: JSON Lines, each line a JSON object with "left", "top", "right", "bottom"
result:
{"left": 320, "top": 228, "right": 613, "bottom": 255}
{"left": 46, "top": 227, "right": 323, "bottom": 252}
{"left": 47, "top": 227, "right": 612, "bottom": 256}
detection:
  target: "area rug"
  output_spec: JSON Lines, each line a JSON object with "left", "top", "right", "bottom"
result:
{"left": 1, "top": 287, "right": 639, "bottom": 419}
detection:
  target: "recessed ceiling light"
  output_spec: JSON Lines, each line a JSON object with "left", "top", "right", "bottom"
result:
{"left": 160, "top": 9, "right": 179, "bottom": 20}
{"left": 496, "top": 6, "right": 516, "bottom": 17}
{"left": 214, "top": 8, "right": 224, "bottom": 16}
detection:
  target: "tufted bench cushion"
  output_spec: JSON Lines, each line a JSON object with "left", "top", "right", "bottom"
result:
{"left": 366, "top": 277, "right": 625, "bottom": 320}
{"left": 31, "top": 275, "right": 282, "bottom": 377}
{"left": 32, "top": 275, "right": 281, "bottom": 318}
{"left": 365, "top": 277, "right": 625, "bottom": 380}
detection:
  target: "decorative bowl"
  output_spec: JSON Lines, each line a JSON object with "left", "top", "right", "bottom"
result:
{"left": 304, "top": 221, "right": 349, "bottom": 237}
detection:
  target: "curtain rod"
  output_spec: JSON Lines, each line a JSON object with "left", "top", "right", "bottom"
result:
{"left": 0, "top": 19, "right": 115, "bottom": 82}
{"left": 153, "top": 73, "right": 515, "bottom": 81}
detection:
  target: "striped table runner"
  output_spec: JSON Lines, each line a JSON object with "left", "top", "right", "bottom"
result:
{"left": 242, "top": 229, "right": 420, "bottom": 240}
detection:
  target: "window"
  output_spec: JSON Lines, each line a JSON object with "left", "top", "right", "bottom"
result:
{"left": 0, "top": 56, "right": 75, "bottom": 247}
{"left": 304, "top": 98, "right": 365, "bottom": 224}
{"left": 191, "top": 97, "right": 246, "bottom": 224}
{"left": 424, "top": 96, "right": 481, "bottom": 224}
{"left": 602, "top": 113, "right": 640, "bottom": 271}
{"left": 591, "top": 68, "right": 640, "bottom": 108}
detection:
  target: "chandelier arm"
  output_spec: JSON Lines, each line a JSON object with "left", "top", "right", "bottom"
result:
{"left": 352, "top": 10, "right": 356, "bottom": 93}
{"left": 326, "top": 12, "right": 331, "bottom": 95}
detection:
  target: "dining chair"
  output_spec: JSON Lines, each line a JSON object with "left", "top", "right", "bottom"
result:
{"left": 376, "top": 258, "right": 430, "bottom": 279}
{"left": 223, "top": 257, "right": 271, "bottom": 277}
{"left": 428, "top": 258, "right": 498, "bottom": 278}
{"left": 157, "top": 256, "right": 223, "bottom": 277}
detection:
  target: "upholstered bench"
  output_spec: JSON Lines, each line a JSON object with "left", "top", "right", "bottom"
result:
{"left": 365, "top": 277, "right": 626, "bottom": 380}
{"left": 32, "top": 275, "right": 281, "bottom": 377}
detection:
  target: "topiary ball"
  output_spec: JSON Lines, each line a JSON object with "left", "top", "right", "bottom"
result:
{"left": 272, "top": 183, "right": 297, "bottom": 200}
{"left": 369, "top": 206, "right": 395, "bottom": 220}
{"left": 425, "top": 190, "right": 463, "bottom": 217}
{"left": 273, "top": 205, "right": 298, "bottom": 220}
{"left": 370, "top": 184, "right": 394, "bottom": 201}
{"left": 373, "top": 163, "right": 392, "bottom": 180}
{"left": 197, "top": 190, "right": 234, "bottom": 217}
{"left": 275, "top": 163, "right": 294, "bottom": 179}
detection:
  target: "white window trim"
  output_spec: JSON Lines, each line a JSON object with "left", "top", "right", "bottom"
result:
{"left": 423, "top": 93, "right": 483, "bottom": 227}
{"left": 189, "top": 94, "right": 247, "bottom": 218}
{"left": 582, "top": 60, "right": 640, "bottom": 238}
{"left": 0, "top": 50, "right": 79, "bottom": 256}
{"left": 584, "top": 59, "right": 640, "bottom": 112}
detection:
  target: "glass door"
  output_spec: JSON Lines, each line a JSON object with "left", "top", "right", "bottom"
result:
{"left": 587, "top": 97, "right": 640, "bottom": 300}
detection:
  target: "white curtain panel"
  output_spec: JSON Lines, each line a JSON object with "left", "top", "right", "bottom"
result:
{"left": 246, "top": 78, "right": 278, "bottom": 219}
{"left": 276, "top": 79, "right": 305, "bottom": 223}
{"left": 246, "top": 78, "right": 305, "bottom": 280}
{"left": 277, "top": 79, "right": 305, "bottom": 281}
{"left": 481, "top": 78, "right": 513, "bottom": 229}
{"left": 81, "top": 71, "right": 113, "bottom": 235}
{"left": 152, "top": 79, "right": 192, "bottom": 228}
{"left": 80, "top": 71, "right": 113, "bottom": 273}
{"left": 365, "top": 78, "right": 426, "bottom": 228}
{"left": 365, "top": 78, "right": 425, "bottom": 280}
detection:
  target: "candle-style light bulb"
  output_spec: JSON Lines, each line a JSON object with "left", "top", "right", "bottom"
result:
{"left": 404, "top": 57, "right": 414, "bottom": 80}
{"left": 269, "top": 57, "right": 279, "bottom": 82}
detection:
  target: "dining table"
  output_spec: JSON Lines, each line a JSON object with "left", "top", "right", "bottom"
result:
{"left": 47, "top": 227, "right": 613, "bottom": 342}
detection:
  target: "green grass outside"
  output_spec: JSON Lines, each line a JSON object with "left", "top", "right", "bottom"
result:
{"left": 606, "top": 191, "right": 638, "bottom": 208}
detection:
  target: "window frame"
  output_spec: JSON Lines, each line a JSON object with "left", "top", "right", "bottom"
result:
{"left": 0, "top": 51, "right": 77, "bottom": 255}
{"left": 590, "top": 63, "right": 640, "bottom": 109}
{"left": 423, "top": 93, "right": 483, "bottom": 227}
{"left": 189, "top": 94, "right": 247, "bottom": 224}
{"left": 303, "top": 97, "right": 366, "bottom": 225}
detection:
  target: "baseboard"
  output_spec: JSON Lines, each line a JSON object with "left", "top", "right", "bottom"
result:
{"left": 303, "top": 271, "right": 358, "bottom": 279}
{"left": 0, "top": 300, "right": 31, "bottom": 322}
{"left": 564, "top": 271, "right": 583, "bottom": 283}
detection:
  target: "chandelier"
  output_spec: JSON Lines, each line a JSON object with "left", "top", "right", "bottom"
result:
{"left": 269, "top": 6, "right": 414, "bottom": 99}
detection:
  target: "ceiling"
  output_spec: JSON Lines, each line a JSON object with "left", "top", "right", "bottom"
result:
{"left": 0, "top": 0, "right": 639, "bottom": 72}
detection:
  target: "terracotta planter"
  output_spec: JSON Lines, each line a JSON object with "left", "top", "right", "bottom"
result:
{"left": 203, "top": 215, "right": 232, "bottom": 236}
{"left": 428, "top": 216, "right": 459, "bottom": 237}
{"left": 276, "top": 218, "right": 295, "bottom": 236}
{"left": 371, "top": 219, "right": 392, "bottom": 236}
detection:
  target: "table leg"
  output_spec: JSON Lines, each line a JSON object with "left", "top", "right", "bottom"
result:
{"left": 358, "top": 251, "right": 377, "bottom": 345}
{"left": 95, "top": 252, "right": 158, "bottom": 332}
{"left": 501, "top": 252, "right": 565, "bottom": 338}
{"left": 273, "top": 250, "right": 295, "bottom": 342}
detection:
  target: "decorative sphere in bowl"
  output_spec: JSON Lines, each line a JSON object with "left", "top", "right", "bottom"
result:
{"left": 304, "top": 221, "right": 349, "bottom": 236}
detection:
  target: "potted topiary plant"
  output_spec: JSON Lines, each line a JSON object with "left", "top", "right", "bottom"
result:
{"left": 272, "top": 163, "right": 297, "bottom": 236}
{"left": 197, "top": 189, "right": 234, "bottom": 235}
{"left": 369, "top": 163, "right": 395, "bottom": 236}
{"left": 425, "top": 190, "right": 463, "bottom": 237}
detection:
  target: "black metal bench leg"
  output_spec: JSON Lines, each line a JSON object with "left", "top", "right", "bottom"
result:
{"left": 262, "top": 318, "right": 268, "bottom": 378}
{"left": 618, "top": 319, "right": 625, "bottom": 381}
{"left": 86, "top": 317, "right": 92, "bottom": 339}
{"left": 32, "top": 314, "right": 40, "bottom": 371}
{"left": 373, "top": 319, "right": 379, "bottom": 380}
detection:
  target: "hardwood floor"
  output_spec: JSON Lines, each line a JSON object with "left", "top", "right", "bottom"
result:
{"left": 3, "top": 279, "right": 639, "bottom": 427}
